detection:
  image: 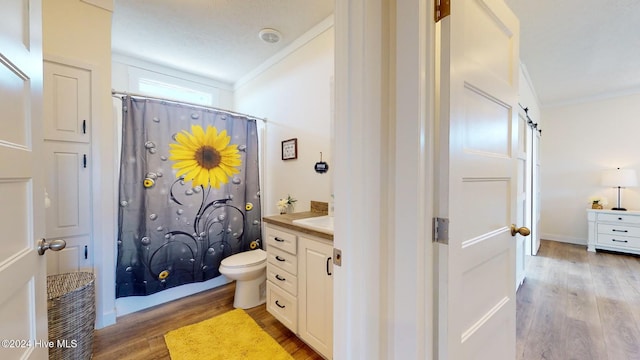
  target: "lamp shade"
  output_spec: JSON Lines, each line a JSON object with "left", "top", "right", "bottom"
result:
{"left": 602, "top": 168, "right": 638, "bottom": 187}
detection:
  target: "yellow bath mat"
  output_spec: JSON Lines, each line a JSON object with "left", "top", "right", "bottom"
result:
{"left": 164, "top": 309, "right": 294, "bottom": 360}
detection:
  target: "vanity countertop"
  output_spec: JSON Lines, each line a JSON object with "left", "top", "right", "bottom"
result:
{"left": 263, "top": 212, "right": 333, "bottom": 240}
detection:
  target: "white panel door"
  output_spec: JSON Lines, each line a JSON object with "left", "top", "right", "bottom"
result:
{"left": 437, "top": 0, "right": 520, "bottom": 358}
{"left": 46, "top": 234, "right": 91, "bottom": 275}
{"left": 44, "top": 142, "right": 91, "bottom": 238}
{"left": 516, "top": 112, "right": 528, "bottom": 289}
{"left": 43, "top": 61, "right": 91, "bottom": 143}
{"left": 0, "top": 0, "right": 48, "bottom": 359}
{"left": 531, "top": 130, "right": 541, "bottom": 255}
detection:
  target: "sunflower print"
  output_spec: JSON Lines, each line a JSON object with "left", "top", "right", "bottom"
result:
{"left": 169, "top": 125, "right": 242, "bottom": 188}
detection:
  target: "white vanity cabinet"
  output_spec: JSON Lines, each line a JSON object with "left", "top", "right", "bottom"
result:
{"left": 587, "top": 209, "right": 640, "bottom": 255}
{"left": 265, "top": 225, "right": 298, "bottom": 332}
{"left": 264, "top": 222, "right": 333, "bottom": 359}
{"left": 298, "top": 235, "right": 333, "bottom": 359}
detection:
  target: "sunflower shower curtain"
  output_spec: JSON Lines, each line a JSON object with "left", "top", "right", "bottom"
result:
{"left": 116, "top": 96, "right": 262, "bottom": 297}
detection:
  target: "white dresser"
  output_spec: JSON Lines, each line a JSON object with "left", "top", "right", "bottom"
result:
{"left": 587, "top": 209, "right": 640, "bottom": 255}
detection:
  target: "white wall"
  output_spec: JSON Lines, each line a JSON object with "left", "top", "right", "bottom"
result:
{"left": 234, "top": 27, "right": 334, "bottom": 215}
{"left": 540, "top": 92, "right": 640, "bottom": 244}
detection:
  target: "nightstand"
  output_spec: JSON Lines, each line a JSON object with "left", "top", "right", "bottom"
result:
{"left": 587, "top": 209, "right": 640, "bottom": 255}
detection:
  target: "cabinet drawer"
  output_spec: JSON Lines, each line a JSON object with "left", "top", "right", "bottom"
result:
{"left": 597, "top": 234, "right": 640, "bottom": 249}
{"left": 597, "top": 224, "right": 640, "bottom": 237}
{"left": 266, "top": 283, "right": 297, "bottom": 333}
{"left": 267, "top": 246, "right": 297, "bottom": 275}
{"left": 265, "top": 226, "right": 297, "bottom": 254}
{"left": 597, "top": 213, "right": 640, "bottom": 224}
{"left": 267, "top": 263, "right": 297, "bottom": 296}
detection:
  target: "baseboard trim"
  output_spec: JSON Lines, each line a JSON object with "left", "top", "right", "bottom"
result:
{"left": 540, "top": 233, "right": 587, "bottom": 246}
{"left": 96, "top": 309, "right": 117, "bottom": 329}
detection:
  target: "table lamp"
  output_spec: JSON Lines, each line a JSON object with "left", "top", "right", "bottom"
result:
{"left": 602, "top": 168, "right": 638, "bottom": 211}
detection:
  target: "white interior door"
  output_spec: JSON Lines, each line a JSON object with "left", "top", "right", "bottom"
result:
{"left": 43, "top": 142, "right": 92, "bottom": 274}
{"left": 0, "top": 0, "right": 48, "bottom": 359}
{"left": 437, "top": 0, "right": 520, "bottom": 358}
{"left": 42, "top": 59, "right": 93, "bottom": 275}
{"left": 531, "top": 130, "right": 541, "bottom": 255}
{"left": 516, "top": 111, "right": 528, "bottom": 288}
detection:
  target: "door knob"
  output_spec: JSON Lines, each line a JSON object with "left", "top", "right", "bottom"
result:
{"left": 510, "top": 225, "right": 531, "bottom": 237}
{"left": 37, "top": 238, "right": 67, "bottom": 256}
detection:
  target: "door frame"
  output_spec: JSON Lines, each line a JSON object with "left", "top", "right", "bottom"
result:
{"left": 333, "top": 0, "right": 435, "bottom": 358}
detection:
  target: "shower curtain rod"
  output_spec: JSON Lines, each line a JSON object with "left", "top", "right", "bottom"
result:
{"left": 111, "top": 89, "right": 267, "bottom": 123}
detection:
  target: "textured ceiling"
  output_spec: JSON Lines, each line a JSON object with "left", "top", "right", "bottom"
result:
{"left": 112, "top": 0, "right": 334, "bottom": 85}
{"left": 113, "top": 1, "right": 640, "bottom": 106}
{"left": 505, "top": 0, "right": 640, "bottom": 106}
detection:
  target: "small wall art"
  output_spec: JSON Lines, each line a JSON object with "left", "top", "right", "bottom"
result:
{"left": 281, "top": 138, "right": 298, "bottom": 160}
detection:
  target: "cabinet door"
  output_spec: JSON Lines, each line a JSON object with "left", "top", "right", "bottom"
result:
{"left": 298, "top": 236, "right": 333, "bottom": 359}
{"left": 44, "top": 142, "right": 91, "bottom": 238}
{"left": 46, "top": 234, "right": 92, "bottom": 275}
{"left": 43, "top": 61, "right": 91, "bottom": 142}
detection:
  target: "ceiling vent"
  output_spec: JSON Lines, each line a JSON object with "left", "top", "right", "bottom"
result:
{"left": 258, "top": 28, "right": 282, "bottom": 44}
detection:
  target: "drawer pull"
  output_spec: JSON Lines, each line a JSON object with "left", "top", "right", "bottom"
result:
{"left": 612, "top": 229, "right": 628, "bottom": 233}
{"left": 326, "top": 256, "right": 332, "bottom": 276}
{"left": 274, "top": 237, "right": 285, "bottom": 242}
{"left": 275, "top": 255, "right": 286, "bottom": 262}
{"left": 612, "top": 239, "right": 629, "bottom": 243}
{"left": 618, "top": 217, "right": 623, "bottom": 220}
{"left": 275, "top": 300, "right": 286, "bottom": 309}
{"left": 275, "top": 274, "right": 286, "bottom": 281}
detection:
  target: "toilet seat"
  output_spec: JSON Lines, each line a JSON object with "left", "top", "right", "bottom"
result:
{"left": 220, "top": 249, "right": 266, "bottom": 269}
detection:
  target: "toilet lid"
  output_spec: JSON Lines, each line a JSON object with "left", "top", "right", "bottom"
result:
{"left": 220, "top": 249, "right": 266, "bottom": 268}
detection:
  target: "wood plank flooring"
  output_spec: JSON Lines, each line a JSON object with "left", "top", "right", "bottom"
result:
{"left": 92, "top": 283, "right": 323, "bottom": 359}
{"left": 517, "top": 240, "right": 640, "bottom": 360}
{"left": 94, "top": 240, "right": 640, "bottom": 359}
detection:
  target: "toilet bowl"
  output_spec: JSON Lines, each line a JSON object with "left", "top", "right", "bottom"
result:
{"left": 219, "top": 248, "right": 267, "bottom": 309}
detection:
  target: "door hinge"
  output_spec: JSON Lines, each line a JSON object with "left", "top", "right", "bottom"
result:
{"left": 435, "top": 0, "right": 451, "bottom": 22}
{"left": 433, "top": 217, "right": 449, "bottom": 244}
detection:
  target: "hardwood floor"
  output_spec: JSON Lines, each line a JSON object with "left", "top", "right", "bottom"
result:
{"left": 94, "top": 240, "right": 640, "bottom": 359}
{"left": 517, "top": 240, "right": 640, "bottom": 360}
{"left": 92, "top": 283, "right": 323, "bottom": 359}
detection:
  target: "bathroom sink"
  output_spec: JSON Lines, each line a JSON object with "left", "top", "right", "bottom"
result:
{"left": 292, "top": 215, "right": 334, "bottom": 234}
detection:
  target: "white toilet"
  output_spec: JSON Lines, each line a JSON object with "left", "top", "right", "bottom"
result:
{"left": 219, "top": 248, "right": 267, "bottom": 309}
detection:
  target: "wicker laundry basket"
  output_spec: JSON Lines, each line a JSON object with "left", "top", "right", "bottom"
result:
{"left": 47, "top": 272, "right": 95, "bottom": 360}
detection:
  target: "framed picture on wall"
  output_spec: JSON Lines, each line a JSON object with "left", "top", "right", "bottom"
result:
{"left": 281, "top": 138, "right": 298, "bottom": 160}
